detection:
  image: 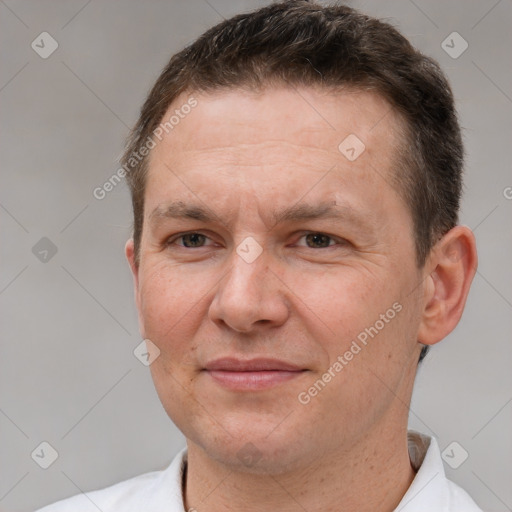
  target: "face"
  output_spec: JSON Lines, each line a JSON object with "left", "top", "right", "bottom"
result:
{"left": 127, "top": 86, "right": 427, "bottom": 473}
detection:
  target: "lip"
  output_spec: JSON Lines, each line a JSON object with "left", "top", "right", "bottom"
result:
{"left": 204, "top": 358, "right": 306, "bottom": 391}
{"left": 205, "top": 358, "right": 303, "bottom": 372}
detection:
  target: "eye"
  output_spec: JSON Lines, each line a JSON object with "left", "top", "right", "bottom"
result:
{"left": 168, "top": 232, "right": 214, "bottom": 248}
{"left": 296, "top": 232, "right": 343, "bottom": 249}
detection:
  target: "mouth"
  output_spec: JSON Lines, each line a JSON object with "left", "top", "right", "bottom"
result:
{"left": 203, "top": 358, "right": 307, "bottom": 391}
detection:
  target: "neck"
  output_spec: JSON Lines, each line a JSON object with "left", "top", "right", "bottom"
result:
{"left": 184, "top": 421, "right": 415, "bottom": 512}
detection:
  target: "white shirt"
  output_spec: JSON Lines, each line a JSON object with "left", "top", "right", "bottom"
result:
{"left": 35, "top": 431, "right": 483, "bottom": 511}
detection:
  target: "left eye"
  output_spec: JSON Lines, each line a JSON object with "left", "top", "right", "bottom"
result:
{"left": 297, "top": 233, "right": 338, "bottom": 249}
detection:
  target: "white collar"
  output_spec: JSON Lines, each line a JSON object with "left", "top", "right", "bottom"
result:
{"left": 394, "top": 430, "right": 482, "bottom": 511}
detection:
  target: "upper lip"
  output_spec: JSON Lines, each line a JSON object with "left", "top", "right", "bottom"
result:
{"left": 204, "top": 358, "right": 304, "bottom": 372}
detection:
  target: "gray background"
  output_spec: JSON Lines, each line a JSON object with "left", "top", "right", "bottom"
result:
{"left": 0, "top": 1, "right": 510, "bottom": 511}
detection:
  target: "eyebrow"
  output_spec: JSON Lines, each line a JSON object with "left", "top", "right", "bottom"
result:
{"left": 149, "top": 200, "right": 370, "bottom": 230}
{"left": 150, "top": 201, "right": 214, "bottom": 223}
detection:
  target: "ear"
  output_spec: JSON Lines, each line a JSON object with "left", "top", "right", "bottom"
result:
{"left": 417, "top": 226, "right": 477, "bottom": 346}
{"left": 125, "top": 239, "right": 145, "bottom": 337}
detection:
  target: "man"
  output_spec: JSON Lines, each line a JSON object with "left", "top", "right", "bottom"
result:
{"left": 37, "top": 1, "right": 482, "bottom": 510}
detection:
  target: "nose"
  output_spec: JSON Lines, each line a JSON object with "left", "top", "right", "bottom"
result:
{"left": 208, "top": 246, "right": 290, "bottom": 333}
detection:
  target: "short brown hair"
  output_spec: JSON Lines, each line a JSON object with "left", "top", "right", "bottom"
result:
{"left": 123, "top": 0, "right": 463, "bottom": 274}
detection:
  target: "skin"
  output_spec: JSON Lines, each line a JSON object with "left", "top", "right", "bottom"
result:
{"left": 125, "top": 85, "right": 477, "bottom": 512}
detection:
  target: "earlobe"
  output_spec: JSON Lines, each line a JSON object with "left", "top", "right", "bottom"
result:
{"left": 125, "top": 238, "right": 139, "bottom": 289}
{"left": 417, "top": 226, "right": 477, "bottom": 346}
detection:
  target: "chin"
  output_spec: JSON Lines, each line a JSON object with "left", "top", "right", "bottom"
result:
{"left": 185, "top": 416, "right": 319, "bottom": 475}
{"left": 212, "top": 439, "right": 308, "bottom": 475}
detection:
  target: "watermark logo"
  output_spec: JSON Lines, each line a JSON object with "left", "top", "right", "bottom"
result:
{"left": 441, "top": 441, "right": 469, "bottom": 469}
{"left": 338, "top": 134, "right": 365, "bottom": 162}
{"left": 31, "top": 32, "right": 58, "bottom": 59}
{"left": 31, "top": 441, "right": 59, "bottom": 469}
{"left": 237, "top": 442, "right": 263, "bottom": 467}
{"left": 32, "top": 237, "right": 58, "bottom": 263}
{"left": 441, "top": 32, "right": 468, "bottom": 59}
{"left": 236, "top": 237, "right": 263, "bottom": 264}
{"left": 133, "top": 339, "right": 161, "bottom": 366}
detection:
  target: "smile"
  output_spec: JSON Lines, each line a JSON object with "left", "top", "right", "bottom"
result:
{"left": 204, "top": 358, "right": 307, "bottom": 391}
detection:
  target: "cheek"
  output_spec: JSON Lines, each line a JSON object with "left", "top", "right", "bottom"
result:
{"left": 288, "top": 264, "right": 391, "bottom": 341}
{"left": 294, "top": 264, "right": 416, "bottom": 385}
{"left": 137, "top": 263, "right": 205, "bottom": 353}
{"left": 139, "top": 266, "right": 203, "bottom": 409}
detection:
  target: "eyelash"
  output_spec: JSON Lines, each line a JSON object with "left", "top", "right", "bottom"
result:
{"left": 166, "top": 231, "right": 347, "bottom": 249}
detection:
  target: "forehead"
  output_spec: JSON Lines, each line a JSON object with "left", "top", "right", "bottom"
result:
{"left": 144, "top": 86, "right": 407, "bottom": 221}
{"left": 154, "top": 86, "right": 402, "bottom": 155}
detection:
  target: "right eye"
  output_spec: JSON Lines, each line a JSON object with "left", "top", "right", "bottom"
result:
{"left": 167, "top": 232, "right": 215, "bottom": 248}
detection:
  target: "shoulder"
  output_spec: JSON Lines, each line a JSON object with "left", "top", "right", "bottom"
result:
{"left": 34, "top": 470, "right": 163, "bottom": 512}
{"left": 34, "top": 448, "right": 187, "bottom": 512}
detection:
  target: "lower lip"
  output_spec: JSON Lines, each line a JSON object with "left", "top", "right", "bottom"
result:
{"left": 206, "top": 370, "right": 304, "bottom": 391}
